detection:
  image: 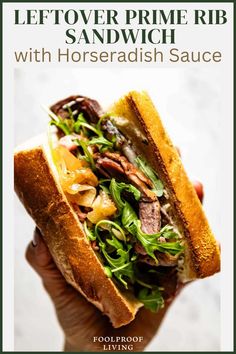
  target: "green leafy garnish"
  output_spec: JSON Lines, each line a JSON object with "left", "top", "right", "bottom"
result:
{"left": 138, "top": 287, "right": 164, "bottom": 312}
{"left": 88, "top": 136, "right": 113, "bottom": 146}
{"left": 73, "top": 113, "right": 87, "bottom": 131}
{"left": 106, "top": 234, "right": 124, "bottom": 250}
{"left": 88, "top": 136, "right": 114, "bottom": 152}
{"left": 44, "top": 106, "right": 72, "bottom": 136}
{"left": 154, "top": 241, "right": 184, "bottom": 255}
{"left": 109, "top": 179, "right": 141, "bottom": 212}
{"left": 84, "top": 221, "right": 96, "bottom": 241}
{"left": 121, "top": 202, "right": 138, "bottom": 235}
{"left": 104, "top": 266, "right": 112, "bottom": 278}
{"left": 65, "top": 105, "right": 75, "bottom": 121}
{"left": 96, "top": 113, "right": 110, "bottom": 130}
{"left": 99, "top": 178, "right": 111, "bottom": 194}
{"left": 74, "top": 113, "right": 102, "bottom": 136}
{"left": 94, "top": 220, "right": 134, "bottom": 288}
{"left": 76, "top": 122, "right": 102, "bottom": 136}
{"left": 134, "top": 220, "right": 184, "bottom": 259}
{"left": 95, "top": 220, "right": 126, "bottom": 242}
{"left": 159, "top": 225, "right": 179, "bottom": 239}
{"left": 98, "top": 241, "right": 134, "bottom": 289}
{"left": 75, "top": 139, "right": 95, "bottom": 170}
{"left": 114, "top": 199, "right": 183, "bottom": 261}
{"left": 135, "top": 156, "right": 164, "bottom": 197}
{"left": 108, "top": 179, "right": 183, "bottom": 261}
{"left": 135, "top": 278, "right": 153, "bottom": 289}
{"left": 49, "top": 116, "right": 72, "bottom": 135}
{"left": 100, "top": 184, "right": 110, "bottom": 194}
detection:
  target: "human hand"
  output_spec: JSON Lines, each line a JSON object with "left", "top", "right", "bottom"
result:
{"left": 26, "top": 181, "right": 204, "bottom": 352}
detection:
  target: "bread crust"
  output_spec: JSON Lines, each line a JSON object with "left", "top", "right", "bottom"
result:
{"left": 14, "top": 145, "right": 141, "bottom": 328}
{"left": 110, "top": 91, "right": 220, "bottom": 280}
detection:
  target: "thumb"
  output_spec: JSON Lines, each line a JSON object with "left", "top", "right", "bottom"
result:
{"left": 26, "top": 228, "right": 52, "bottom": 271}
{"left": 25, "top": 228, "right": 68, "bottom": 296}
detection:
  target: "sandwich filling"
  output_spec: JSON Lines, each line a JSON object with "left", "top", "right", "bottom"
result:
{"left": 48, "top": 95, "right": 184, "bottom": 313}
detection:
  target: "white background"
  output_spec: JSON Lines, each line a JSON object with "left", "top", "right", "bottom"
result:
{"left": 3, "top": 2, "right": 233, "bottom": 352}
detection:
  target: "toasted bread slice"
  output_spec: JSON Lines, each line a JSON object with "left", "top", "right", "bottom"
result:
{"left": 110, "top": 91, "right": 220, "bottom": 280}
{"left": 14, "top": 135, "right": 142, "bottom": 328}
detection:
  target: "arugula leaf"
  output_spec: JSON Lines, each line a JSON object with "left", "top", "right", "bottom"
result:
{"left": 95, "top": 219, "right": 126, "bottom": 242}
{"left": 125, "top": 184, "right": 141, "bottom": 201}
{"left": 135, "top": 278, "right": 153, "bottom": 289}
{"left": 116, "top": 274, "right": 131, "bottom": 289}
{"left": 134, "top": 220, "right": 184, "bottom": 259}
{"left": 78, "top": 122, "right": 102, "bottom": 136}
{"left": 119, "top": 203, "right": 159, "bottom": 261}
{"left": 96, "top": 183, "right": 184, "bottom": 261}
{"left": 88, "top": 136, "right": 113, "bottom": 151}
{"left": 154, "top": 241, "right": 184, "bottom": 256}
{"left": 50, "top": 117, "right": 71, "bottom": 135}
{"left": 98, "top": 241, "right": 134, "bottom": 289}
{"left": 74, "top": 113, "right": 102, "bottom": 136}
{"left": 99, "top": 243, "right": 126, "bottom": 269}
{"left": 65, "top": 105, "right": 76, "bottom": 121}
{"left": 94, "top": 219, "right": 135, "bottom": 288}
{"left": 100, "top": 184, "right": 110, "bottom": 194}
{"left": 91, "top": 197, "right": 183, "bottom": 291}
{"left": 45, "top": 105, "right": 72, "bottom": 136}
{"left": 109, "top": 200, "right": 158, "bottom": 261}
{"left": 104, "top": 266, "right": 112, "bottom": 278}
{"left": 75, "top": 139, "right": 95, "bottom": 170}
{"left": 96, "top": 113, "right": 110, "bottom": 130}
{"left": 106, "top": 235, "right": 124, "bottom": 250}
{"left": 99, "top": 178, "right": 111, "bottom": 184}
{"left": 121, "top": 202, "right": 138, "bottom": 235}
{"left": 99, "top": 178, "right": 111, "bottom": 194}
{"left": 158, "top": 225, "right": 178, "bottom": 239}
{"left": 138, "top": 287, "right": 164, "bottom": 312}
{"left": 73, "top": 113, "right": 87, "bottom": 132}
{"left": 118, "top": 203, "right": 184, "bottom": 261}
{"left": 109, "top": 179, "right": 141, "bottom": 212}
{"left": 109, "top": 179, "right": 125, "bottom": 210}
{"left": 73, "top": 113, "right": 115, "bottom": 152}
{"left": 134, "top": 220, "right": 159, "bottom": 261}
{"left": 83, "top": 221, "right": 96, "bottom": 241}
{"left": 135, "top": 156, "right": 164, "bottom": 197}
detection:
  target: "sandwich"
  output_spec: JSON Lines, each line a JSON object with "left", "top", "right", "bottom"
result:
{"left": 14, "top": 91, "right": 220, "bottom": 328}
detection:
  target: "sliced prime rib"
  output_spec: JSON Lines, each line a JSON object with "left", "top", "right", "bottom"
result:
{"left": 50, "top": 95, "right": 103, "bottom": 123}
{"left": 139, "top": 200, "right": 161, "bottom": 234}
{"left": 95, "top": 151, "right": 161, "bottom": 234}
{"left": 96, "top": 152, "right": 157, "bottom": 202}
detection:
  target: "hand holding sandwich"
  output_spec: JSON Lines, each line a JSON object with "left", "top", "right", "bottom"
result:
{"left": 26, "top": 183, "right": 203, "bottom": 352}
{"left": 15, "top": 91, "right": 219, "bottom": 350}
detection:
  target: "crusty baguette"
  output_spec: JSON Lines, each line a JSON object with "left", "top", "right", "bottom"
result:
{"left": 14, "top": 135, "right": 142, "bottom": 328}
{"left": 110, "top": 91, "right": 220, "bottom": 280}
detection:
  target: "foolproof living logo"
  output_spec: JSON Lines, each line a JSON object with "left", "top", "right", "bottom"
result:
{"left": 93, "top": 336, "right": 144, "bottom": 351}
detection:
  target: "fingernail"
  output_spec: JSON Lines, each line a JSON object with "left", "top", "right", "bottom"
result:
{"left": 193, "top": 180, "right": 204, "bottom": 203}
{"left": 175, "top": 146, "right": 181, "bottom": 157}
{"left": 32, "top": 228, "right": 41, "bottom": 247}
